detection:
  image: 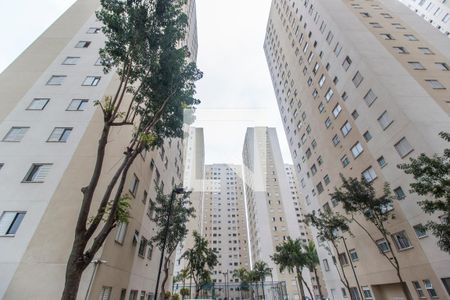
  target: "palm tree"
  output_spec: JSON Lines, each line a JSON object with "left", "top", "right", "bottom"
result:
{"left": 272, "top": 238, "right": 312, "bottom": 300}
{"left": 233, "top": 267, "right": 250, "bottom": 299}
{"left": 304, "top": 241, "right": 324, "bottom": 300}
{"left": 253, "top": 261, "right": 272, "bottom": 299}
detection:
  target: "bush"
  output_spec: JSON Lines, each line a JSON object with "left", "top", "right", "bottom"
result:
{"left": 171, "top": 293, "right": 180, "bottom": 300}
{"left": 180, "top": 288, "right": 190, "bottom": 296}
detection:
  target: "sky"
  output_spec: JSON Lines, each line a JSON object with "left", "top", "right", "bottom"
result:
{"left": 0, "top": 0, "right": 292, "bottom": 165}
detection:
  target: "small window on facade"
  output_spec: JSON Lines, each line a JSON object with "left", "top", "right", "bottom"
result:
{"left": 3, "top": 127, "right": 29, "bottom": 142}
{"left": 325, "top": 117, "right": 332, "bottom": 128}
{"left": 75, "top": 41, "right": 91, "bottom": 48}
{"left": 138, "top": 236, "right": 147, "bottom": 257}
{"left": 394, "top": 137, "right": 413, "bottom": 158}
{"left": 332, "top": 134, "right": 340, "bottom": 146}
{"left": 324, "top": 175, "right": 331, "bottom": 185}
{"left": 423, "top": 280, "right": 438, "bottom": 298}
{"left": 349, "top": 249, "right": 359, "bottom": 261}
{"left": 100, "top": 287, "right": 112, "bottom": 300}
{"left": 94, "top": 57, "right": 104, "bottom": 66}
{"left": 392, "top": 231, "right": 412, "bottom": 250}
{"left": 412, "top": 281, "right": 425, "bottom": 298}
{"left": 318, "top": 74, "right": 326, "bottom": 87}
{"left": 404, "top": 34, "right": 418, "bottom": 41}
{"left": 23, "top": 163, "right": 52, "bottom": 183}
{"left": 341, "top": 155, "right": 350, "bottom": 167}
{"left": 318, "top": 102, "right": 325, "bottom": 113}
{"left": 426, "top": 80, "right": 446, "bottom": 89}
{"left": 67, "top": 99, "right": 88, "bottom": 111}
{"left": 47, "top": 127, "right": 72, "bottom": 142}
{"left": 362, "top": 287, "right": 373, "bottom": 299}
{"left": 62, "top": 56, "right": 80, "bottom": 65}
{"left": 338, "top": 253, "right": 349, "bottom": 265}
{"left": 376, "top": 239, "right": 390, "bottom": 253}
{"left": 317, "top": 182, "right": 324, "bottom": 194}
{"left": 351, "top": 110, "right": 359, "bottom": 119}
{"left": 130, "top": 174, "right": 140, "bottom": 197}
{"left": 363, "top": 131, "right": 372, "bottom": 142}
{"left": 115, "top": 222, "right": 128, "bottom": 244}
{"left": 341, "top": 121, "right": 352, "bottom": 136}
{"left": 351, "top": 142, "right": 363, "bottom": 158}
{"left": 363, "top": 89, "right": 377, "bottom": 106}
{"left": 381, "top": 33, "right": 395, "bottom": 40}
{"left": 27, "top": 98, "right": 49, "bottom": 110}
{"left": 0, "top": 211, "right": 26, "bottom": 236}
{"left": 332, "top": 104, "right": 342, "bottom": 118}
{"left": 323, "top": 259, "right": 330, "bottom": 271}
{"left": 413, "top": 224, "right": 427, "bottom": 238}
{"left": 377, "top": 111, "right": 393, "bottom": 130}
{"left": 352, "top": 71, "right": 364, "bottom": 87}
{"left": 419, "top": 47, "right": 434, "bottom": 55}
{"left": 342, "top": 91, "right": 348, "bottom": 101}
{"left": 408, "top": 61, "right": 426, "bottom": 70}
{"left": 342, "top": 56, "right": 352, "bottom": 71}
{"left": 325, "top": 88, "right": 334, "bottom": 102}
{"left": 86, "top": 27, "right": 101, "bottom": 34}
{"left": 362, "top": 166, "right": 377, "bottom": 182}
{"left": 394, "top": 187, "right": 406, "bottom": 200}
{"left": 46, "top": 75, "right": 66, "bottom": 85}
{"left": 435, "top": 62, "right": 450, "bottom": 71}
{"left": 377, "top": 156, "right": 387, "bottom": 167}
{"left": 82, "top": 76, "right": 101, "bottom": 86}
{"left": 393, "top": 46, "right": 408, "bottom": 54}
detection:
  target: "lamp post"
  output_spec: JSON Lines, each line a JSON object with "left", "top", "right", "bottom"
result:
{"left": 154, "top": 187, "right": 186, "bottom": 300}
{"left": 84, "top": 259, "right": 107, "bottom": 300}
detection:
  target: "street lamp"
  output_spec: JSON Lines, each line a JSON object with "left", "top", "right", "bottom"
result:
{"left": 154, "top": 187, "right": 186, "bottom": 300}
{"left": 84, "top": 259, "right": 107, "bottom": 300}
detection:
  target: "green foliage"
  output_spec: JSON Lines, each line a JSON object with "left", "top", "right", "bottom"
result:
{"left": 271, "top": 238, "right": 307, "bottom": 274}
{"left": 305, "top": 210, "right": 350, "bottom": 243}
{"left": 252, "top": 261, "right": 272, "bottom": 283}
{"left": 398, "top": 132, "right": 450, "bottom": 253}
{"left": 181, "top": 231, "right": 218, "bottom": 289}
{"left": 232, "top": 267, "right": 251, "bottom": 290}
{"left": 151, "top": 188, "right": 195, "bottom": 256}
{"left": 303, "top": 240, "right": 320, "bottom": 272}
{"left": 164, "top": 291, "right": 171, "bottom": 300}
{"left": 331, "top": 174, "right": 395, "bottom": 234}
{"left": 87, "top": 195, "right": 131, "bottom": 225}
{"left": 171, "top": 293, "right": 180, "bottom": 300}
{"left": 179, "top": 288, "right": 190, "bottom": 297}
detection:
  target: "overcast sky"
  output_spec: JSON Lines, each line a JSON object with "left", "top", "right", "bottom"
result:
{"left": 0, "top": 0, "right": 292, "bottom": 165}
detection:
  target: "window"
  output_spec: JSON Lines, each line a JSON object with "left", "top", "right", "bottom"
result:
{"left": 23, "top": 163, "right": 52, "bottom": 183}
{"left": 351, "top": 110, "right": 359, "bottom": 119}
{"left": 318, "top": 102, "right": 325, "bottom": 113}
{"left": 392, "top": 231, "right": 412, "bottom": 250}
{"left": 100, "top": 287, "right": 112, "bottom": 300}
{"left": 0, "top": 212, "right": 26, "bottom": 236}
{"left": 375, "top": 239, "right": 390, "bottom": 254}
{"left": 323, "top": 259, "right": 330, "bottom": 271}
{"left": 120, "top": 289, "right": 127, "bottom": 300}
{"left": 426, "top": 79, "right": 446, "bottom": 89}
{"left": 318, "top": 74, "right": 326, "bottom": 87}
{"left": 325, "top": 88, "right": 334, "bottom": 101}
{"left": 394, "top": 137, "right": 413, "bottom": 158}
{"left": 341, "top": 155, "right": 350, "bottom": 167}
{"left": 419, "top": 47, "right": 434, "bottom": 55}
{"left": 393, "top": 46, "right": 409, "bottom": 54}
{"left": 443, "top": 13, "right": 450, "bottom": 23}
{"left": 351, "top": 142, "right": 363, "bottom": 158}
{"left": 129, "top": 290, "right": 138, "bottom": 300}
{"left": 47, "top": 127, "right": 72, "bottom": 142}
{"left": 138, "top": 236, "right": 147, "bottom": 257}
{"left": 341, "top": 121, "right": 352, "bottom": 136}
{"left": 377, "top": 156, "right": 386, "bottom": 167}
{"left": 381, "top": 33, "right": 394, "bottom": 40}
{"left": 317, "top": 182, "right": 324, "bottom": 194}
{"left": 130, "top": 174, "right": 139, "bottom": 196}
{"left": 404, "top": 34, "right": 418, "bottom": 41}
{"left": 324, "top": 175, "right": 331, "bottom": 185}
{"left": 413, "top": 224, "right": 427, "bottom": 238}
{"left": 82, "top": 76, "right": 101, "bottom": 86}
{"left": 441, "top": 278, "right": 450, "bottom": 296}
{"left": 342, "top": 56, "right": 352, "bottom": 71}
{"left": 3, "top": 127, "right": 29, "bottom": 142}
{"left": 332, "top": 104, "right": 342, "bottom": 118}
{"left": 349, "top": 249, "right": 358, "bottom": 261}
{"left": 394, "top": 187, "right": 406, "bottom": 200}
{"left": 435, "top": 62, "right": 450, "bottom": 71}
{"left": 338, "top": 253, "right": 349, "bottom": 265}
{"left": 412, "top": 281, "right": 426, "bottom": 298}
{"left": 67, "top": 99, "right": 88, "bottom": 111}
{"left": 140, "top": 291, "right": 146, "bottom": 300}
{"left": 362, "top": 167, "right": 377, "bottom": 182}
{"left": 360, "top": 131, "right": 372, "bottom": 143}
{"left": 332, "top": 134, "right": 340, "bottom": 146}
{"left": 423, "top": 280, "right": 438, "bottom": 298}
{"left": 342, "top": 288, "right": 348, "bottom": 298}
{"left": 311, "top": 164, "right": 317, "bottom": 175}
{"left": 362, "top": 287, "right": 373, "bottom": 299}
{"left": 62, "top": 56, "right": 80, "bottom": 65}
{"left": 352, "top": 71, "right": 364, "bottom": 87}
{"left": 86, "top": 27, "right": 101, "bottom": 34}
{"left": 27, "top": 98, "right": 49, "bottom": 110}
{"left": 115, "top": 222, "right": 128, "bottom": 244}
{"left": 363, "top": 89, "right": 377, "bottom": 106}
{"left": 46, "top": 75, "right": 66, "bottom": 85}
{"left": 408, "top": 61, "right": 426, "bottom": 70}
{"left": 95, "top": 57, "right": 104, "bottom": 66}
{"left": 75, "top": 41, "right": 91, "bottom": 48}
{"left": 325, "top": 117, "right": 332, "bottom": 128}
{"left": 147, "top": 244, "right": 154, "bottom": 259}
{"left": 377, "top": 111, "right": 393, "bottom": 130}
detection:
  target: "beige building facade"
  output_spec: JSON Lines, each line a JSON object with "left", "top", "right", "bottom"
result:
{"left": 264, "top": 0, "right": 450, "bottom": 299}
{"left": 242, "top": 127, "right": 314, "bottom": 300}
{"left": 0, "top": 0, "right": 198, "bottom": 299}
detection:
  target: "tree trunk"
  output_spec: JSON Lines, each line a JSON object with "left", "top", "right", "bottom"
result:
{"left": 160, "top": 256, "right": 171, "bottom": 300}
{"left": 61, "top": 242, "right": 88, "bottom": 300}
{"left": 261, "top": 280, "right": 265, "bottom": 299}
{"left": 296, "top": 268, "right": 306, "bottom": 300}
{"left": 301, "top": 277, "right": 314, "bottom": 300}
{"left": 314, "top": 267, "right": 324, "bottom": 300}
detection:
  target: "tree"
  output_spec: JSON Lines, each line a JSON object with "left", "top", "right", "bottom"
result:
{"left": 398, "top": 132, "right": 450, "bottom": 253}
{"left": 152, "top": 189, "right": 195, "bottom": 299}
{"left": 173, "top": 268, "right": 190, "bottom": 299}
{"left": 233, "top": 267, "right": 251, "bottom": 299}
{"left": 331, "top": 175, "right": 412, "bottom": 300}
{"left": 271, "top": 238, "right": 312, "bottom": 300}
{"left": 303, "top": 241, "right": 324, "bottom": 300}
{"left": 180, "top": 231, "right": 218, "bottom": 298}
{"left": 253, "top": 261, "right": 272, "bottom": 300}
{"left": 305, "top": 210, "right": 355, "bottom": 299}
{"left": 61, "top": 0, "right": 202, "bottom": 299}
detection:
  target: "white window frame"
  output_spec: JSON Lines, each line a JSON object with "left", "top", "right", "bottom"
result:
{"left": 351, "top": 142, "right": 363, "bottom": 158}
{"left": 62, "top": 56, "right": 80, "bottom": 65}
{"left": 341, "top": 121, "right": 352, "bottom": 136}
{"left": 362, "top": 166, "right": 377, "bottom": 182}
{"left": 392, "top": 230, "right": 412, "bottom": 250}
{"left": 82, "top": 76, "right": 101, "bottom": 86}
{"left": 27, "top": 98, "right": 49, "bottom": 110}
{"left": 46, "top": 75, "right": 66, "bottom": 86}
{"left": 3, "top": 127, "right": 29, "bottom": 142}
{"left": 115, "top": 222, "right": 128, "bottom": 244}
{"left": 47, "top": 127, "right": 73, "bottom": 142}
{"left": 23, "top": 163, "right": 52, "bottom": 183}
{"left": 394, "top": 137, "right": 413, "bottom": 158}
{"left": 377, "top": 110, "right": 393, "bottom": 130}
{"left": 0, "top": 211, "right": 26, "bottom": 236}
{"left": 67, "top": 99, "right": 89, "bottom": 111}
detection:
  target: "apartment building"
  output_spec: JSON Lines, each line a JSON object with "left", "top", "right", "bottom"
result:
{"left": 399, "top": 0, "right": 450, "bottom": 37}
{"left": 0, "top": 0, "right": 198, "bottom": 299}
{"left": 264, "top": 0, "right": 450, "bottom": 299}
{"left": 242, "top": 127, "right": 314, "bottom": 300}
